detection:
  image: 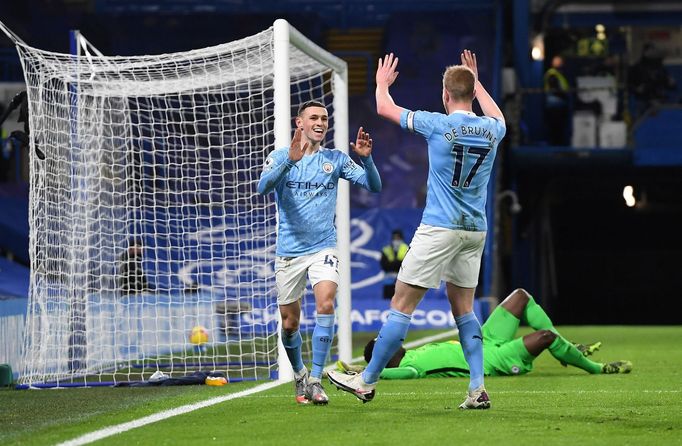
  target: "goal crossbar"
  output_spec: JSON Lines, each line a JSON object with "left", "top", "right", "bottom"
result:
{"left": 1, "top": 18, "right": 351, "bottom": 387}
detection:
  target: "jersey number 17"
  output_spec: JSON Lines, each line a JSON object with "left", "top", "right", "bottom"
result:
{"left": 450, "top": 144, "right": 491, "bottom": 188}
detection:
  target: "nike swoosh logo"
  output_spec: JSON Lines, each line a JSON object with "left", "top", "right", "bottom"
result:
{"left": 473, "top": 335, "right": 483, "bottom": 341}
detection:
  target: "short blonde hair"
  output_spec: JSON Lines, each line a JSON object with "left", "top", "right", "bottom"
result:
{"left": 442, "top": 65, "right": 475, "bottom": 102}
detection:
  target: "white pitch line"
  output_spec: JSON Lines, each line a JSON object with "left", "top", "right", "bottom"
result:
{"left": 335, "top": 329, "right": 459, "bottom": 367}
{"left": 372, "top": 389, "right": 682, "bottom": 395}
{"left": 246, "top": 388, "right": 682, "bottom": 398}
{"left": 403, "top": 329, "right": 458, "bottom": 349}
{"left": 55, "top": 380, "right": 283, "bottom": 446}
{"left": 57, "top": 330, "right": 459, "bottom": 446}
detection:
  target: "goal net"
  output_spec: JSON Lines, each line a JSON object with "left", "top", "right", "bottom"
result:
{"left": 3, "top": 19, "right": 350, "bottom": 387}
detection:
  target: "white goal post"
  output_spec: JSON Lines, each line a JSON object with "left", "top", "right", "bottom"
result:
{"left": 0, "top": 18, "right": 351, "bottom": 387}
{"left": 272, "top": 19, "right": 351, "bottom": 382}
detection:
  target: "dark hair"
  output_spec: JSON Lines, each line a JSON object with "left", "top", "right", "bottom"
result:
{"left": 297, "top": 100, "right": 326, "bottom": 116}
{"left": 364, "top": 338, "right": 376, "bottom": 363}
{"left": 391, "top": 229, "right": 404, "bottom": 239}
{"left": 364, "top": 338, "right": 406, "bottom": 368}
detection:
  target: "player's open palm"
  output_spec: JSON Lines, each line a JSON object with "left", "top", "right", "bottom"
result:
{"left": 461, "top": 49, "right": 478, "bottom": 82}
{"left": 288, "top": 127, "right": 307, "bottom": 162}
{"left": 350, "top": 127, "right": 372, "bottom": 157}
{"left": 376, "top": 53, "right": 399, "bottom": 89}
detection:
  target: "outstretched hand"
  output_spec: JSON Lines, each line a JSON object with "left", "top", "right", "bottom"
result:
{"left": 460, "top": 49, "right": 478, "bottom": 83}
{"left": 288, "top": 127, "right": 308, "bottom": 162}
{"left": 350, "top": 126, "right": 373, "bottom": 157}
{"left": 376, "top": 53, "right": 400, "bottom": 89}
{"left": 336, "top": 360, "right": 365, "bottom": 374}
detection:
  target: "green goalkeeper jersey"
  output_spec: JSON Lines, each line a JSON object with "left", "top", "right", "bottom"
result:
{"left": 380, "top": 340, "right": 478, "bottom": 379}
{"left": 378, "top": 307, "right": 538, "bottom": 379}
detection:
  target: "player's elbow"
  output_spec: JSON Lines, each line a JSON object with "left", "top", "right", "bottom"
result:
{"left": 369, "top": 179, "right": 382, "bottom": 193}
{"left": 375, "top": 98, "right": 390, "bottom": 116}
{"left": 376, "top": 103, "right": 398, "bottom": 122}
{"left": 256, "top": 180, "right": 269, "bottom": 195}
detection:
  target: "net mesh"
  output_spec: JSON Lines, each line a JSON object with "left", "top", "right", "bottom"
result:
{"left": 16, "top": 27, "right": 339, "bottom": 386}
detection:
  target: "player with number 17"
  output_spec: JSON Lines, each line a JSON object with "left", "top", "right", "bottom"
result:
{"left": 328, "top": 50, "right": 506, "bottom": 410}
{"left": 258, "top": 100, "right": 382, "bottom": 405}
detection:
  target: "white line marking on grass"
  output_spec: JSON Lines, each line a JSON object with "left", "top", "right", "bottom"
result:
{"left": 56, "top": 380, "right": 283, "bottom": 446}
{"left": 246, "top": 389, "right": 681, "bottom": 399}
{"left": 403, "top": 329, "right": 458, "bottom": 350}
{"left": 59, "top": 330, "right": 460, "bottom": 446}
{"left": 331, "top": 389, "right": 682, "bottom": 397}
{"left": 490, "top": 389, "right": 682, "bottom": 394}
{"left": 329, "top": 329, "right": 459, "bottom": 368}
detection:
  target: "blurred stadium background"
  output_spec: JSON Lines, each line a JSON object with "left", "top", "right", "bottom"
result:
{"left": 1, "top": 0, "right": 681, "bottom": 385}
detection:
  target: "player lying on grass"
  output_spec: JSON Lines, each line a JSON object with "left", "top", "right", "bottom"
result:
{"left": 338, "top": 288, "right": 632, "bottom": 379}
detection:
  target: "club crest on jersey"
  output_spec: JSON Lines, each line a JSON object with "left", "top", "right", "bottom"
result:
{"left": 322, "top": 162, "right": 334, "bottom": 174}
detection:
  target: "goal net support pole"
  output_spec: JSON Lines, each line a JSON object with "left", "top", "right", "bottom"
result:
{"left": 273, "top": 19, "right": 350, "bottom": 381}
{"left": 1, "top": 17, "right": 350, "bottom": 387}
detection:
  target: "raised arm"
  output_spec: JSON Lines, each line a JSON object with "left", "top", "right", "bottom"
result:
{"left": 375, "top": 53, "right": 404, "bottom": 125}
{"left": 461, "top": 49, "right": 505, "bottom": 123}
{"left": 257, "top": 128, "right": 307, "bottom": 194}
{"left": 350, "top": 126, "right": 382, "bottom": 193}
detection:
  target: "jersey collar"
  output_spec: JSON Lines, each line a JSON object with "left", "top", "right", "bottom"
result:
{"left": 450, "top": 110, "right": 476, "bottom": 117}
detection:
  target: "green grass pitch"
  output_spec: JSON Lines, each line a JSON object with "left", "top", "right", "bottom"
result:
{"left": 2, "top": 326, "right": 681, "bottom": 445}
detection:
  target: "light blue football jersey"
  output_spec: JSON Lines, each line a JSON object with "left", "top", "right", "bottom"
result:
{"left": 259, "top": 147, "right": 379, "bottom": 257}
{"left": 401, "top": 109, "right": 506, "bottom": 231}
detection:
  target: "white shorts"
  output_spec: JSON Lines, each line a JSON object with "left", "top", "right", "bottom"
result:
{"left": 397, "top": 224, "right": 486, "bottom": 289}
{"left": 275, "top": 248, "right": 340, "bottom": 306}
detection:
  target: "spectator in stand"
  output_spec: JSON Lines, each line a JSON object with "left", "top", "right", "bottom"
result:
{"left": 543, "top": 55, "right": 571, "bottom": 146}
{"left": 118, "top": 238, "right": 149, "bottom": 295}
{"left": 380, "top": 229, "right": 409, "bottom": 299}
{"left": 628, "top": 43, "right": 676, "bottom": 117}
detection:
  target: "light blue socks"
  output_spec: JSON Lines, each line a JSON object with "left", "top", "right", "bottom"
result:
{"left": 362, "top": 308, "right": 412, "bottom": 384}
{"left": 281, "top": 329, "right": 305, "bottom": 374}
{"left": 311, "top": 314, "right": 335, "bottom": 379}
{"left": 455, "top": 312, "right": 485, "bottom": 391}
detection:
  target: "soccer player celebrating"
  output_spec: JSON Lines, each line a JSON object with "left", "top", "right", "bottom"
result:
{"left": 338, "top": 289, "right": 632, "bottom": 379}
{"left": 328, "top": 50, "right": 505, "bottom": 409}
{"left": 258, "top": 100, "right": 381, "bottom": 405}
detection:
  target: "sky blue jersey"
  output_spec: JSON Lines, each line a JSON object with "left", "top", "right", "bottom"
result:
{"left": 258, "top": 147, "right": 381, "bottom": 257}
{"left": 401, "top": 109, "right": 506, "bottom": 231}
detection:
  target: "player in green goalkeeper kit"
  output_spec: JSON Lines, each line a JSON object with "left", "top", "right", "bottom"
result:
{"left": 340, "top": 289, "right": 632, "bottom": 379}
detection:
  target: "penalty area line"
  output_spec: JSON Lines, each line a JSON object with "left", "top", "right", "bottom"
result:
{"left": 55, "top": 380, "right": 283, "bottom": 446}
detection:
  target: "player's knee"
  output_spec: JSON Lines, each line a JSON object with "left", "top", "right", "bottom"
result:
{"left": 282, "top": 321, "right": 300, "bottom": 333}
{"left": 316, "top": 300, "right": 335, "bottom": 315}
{"left": 281, "top": 314, "right": 300, "bottom": 332}
{"left": 512, "top": 288, "right": 531, "bottom": 301}
{"left": 501, "top": 288, "right": 530, "bottom": 310}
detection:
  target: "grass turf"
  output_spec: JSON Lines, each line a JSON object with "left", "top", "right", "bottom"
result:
{"left": 1, "top": 326, "right": 681, "bottom": 445}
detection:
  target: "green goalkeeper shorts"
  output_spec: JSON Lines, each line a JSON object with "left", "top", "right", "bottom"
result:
{"left": 482, "top": 306, "right": 535, "bottom": 376}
